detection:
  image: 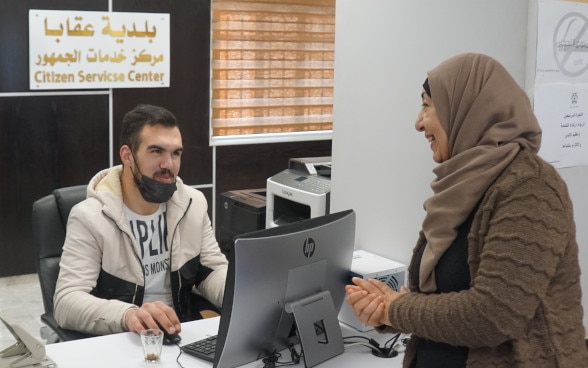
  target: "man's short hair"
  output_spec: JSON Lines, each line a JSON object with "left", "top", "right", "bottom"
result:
{"left": 120, "top": 104, "right": 179, "bottom": 154}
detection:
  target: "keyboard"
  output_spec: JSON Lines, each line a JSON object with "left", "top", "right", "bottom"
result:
{"left": 181, "top": 335, "right": 217, "bottom": 362}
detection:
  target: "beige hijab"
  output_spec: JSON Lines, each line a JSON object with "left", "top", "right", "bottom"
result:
{"left": 419, "top": 53, "right": 542, "bottom": 293}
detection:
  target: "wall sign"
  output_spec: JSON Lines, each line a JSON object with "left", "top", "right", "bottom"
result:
{"left": 534, "top": 0, "right": 588, "bottom": 168}
{"left": 29, "top": 9, "right": 170, "bottom": 90}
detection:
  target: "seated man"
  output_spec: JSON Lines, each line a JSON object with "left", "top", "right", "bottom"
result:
{"left": 54, "top": 104, "right": 227, "bottom": 336}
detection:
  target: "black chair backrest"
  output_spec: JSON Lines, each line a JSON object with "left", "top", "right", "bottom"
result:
{"left": 32, "top": 185, "right": 87, "bottom": 315}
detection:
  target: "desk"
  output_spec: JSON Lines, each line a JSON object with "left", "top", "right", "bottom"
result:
{"left": 43, "top": 317, "right": 404, "bottom": 368}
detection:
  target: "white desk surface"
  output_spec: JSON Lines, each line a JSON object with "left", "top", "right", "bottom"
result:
{"left": 43, "top": 317, "right": 404, "bottom": 368}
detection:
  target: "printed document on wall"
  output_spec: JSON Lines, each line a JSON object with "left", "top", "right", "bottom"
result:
{"left": 534, "top": 83, "right": 588, "bottom": 168}
{"left": 536, "top": 0, "right": 588, "bottom": 84}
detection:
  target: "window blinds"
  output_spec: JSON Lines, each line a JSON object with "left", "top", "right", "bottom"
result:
{"left": 211, "top": 0, "right": 336, "bottom": 142}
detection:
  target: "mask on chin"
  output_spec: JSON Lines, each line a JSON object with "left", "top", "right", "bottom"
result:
{"left": 130, "top": 154, "right": 177, "bottom": 203}
{"left": 136, "top": 175, "right": 177, "bottom": 203}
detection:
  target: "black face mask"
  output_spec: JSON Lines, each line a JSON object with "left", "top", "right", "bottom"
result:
{"left": 131, "top": 153, "right": 177, "bottom": 203}
{"left": 136, "top": 175, "right": 177, "bottom": 203}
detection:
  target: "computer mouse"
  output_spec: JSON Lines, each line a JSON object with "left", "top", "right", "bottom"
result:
{"left": 156, "top": 322, "right": 182, "bottom": 345}
{"left": 163, "top": 330, "right": 182, "bottom": 345}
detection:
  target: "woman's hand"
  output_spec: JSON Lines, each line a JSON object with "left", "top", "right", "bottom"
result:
{"left": 345, "top": 277, "right": 408, "bottom": 327}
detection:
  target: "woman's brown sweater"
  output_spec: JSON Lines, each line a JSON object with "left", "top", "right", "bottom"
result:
{"left": 385, "top": 150, "right": 586, "bottom": 368}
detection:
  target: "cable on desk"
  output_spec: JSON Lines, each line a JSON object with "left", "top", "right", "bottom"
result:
{"left": 288, "top": 343, "right": 301, "bottom": 364}
{"left": 262, "top": 353, "right": 280, "bottom": 368}
{"left": 260, "top": 348, "right": 301, "bottom": 368}
{"left": 343, "top": 333, "right": 401, "bottom": 358}
{"left": 401, "top": 336, "right": 411, "bottom": 346}
{"left": 174, "top": 341, "right": 186, "bottom": 368}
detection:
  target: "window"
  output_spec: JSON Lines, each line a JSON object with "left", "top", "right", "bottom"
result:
{"left": 210, "top": 0, "right": 336, "bottom": 145}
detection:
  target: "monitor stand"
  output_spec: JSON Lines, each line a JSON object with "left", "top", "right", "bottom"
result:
{"left": 285, "top": 290, "right": 344, "bottom": 368}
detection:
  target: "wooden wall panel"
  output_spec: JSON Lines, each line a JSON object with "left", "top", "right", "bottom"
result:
{"left": 112, "top": 0, "right": 213, "bottom": 186}
{"left": 0, "top": 95, "right": 109, "bottom": 276}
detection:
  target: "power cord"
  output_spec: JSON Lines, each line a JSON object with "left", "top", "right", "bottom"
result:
{"left": 261, "top": 345, "right": 302, "bottom": 368}
{"left": 262, "top": 353, "right": 280, "bottom": 368}
{"left": 343, "top": 333, "right": 402, "bottom": 358}
{"left": 288, "top": 343, "right": 301, "bottom": 364}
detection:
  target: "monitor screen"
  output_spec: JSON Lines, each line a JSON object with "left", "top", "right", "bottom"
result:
{"left": 214, "top": 209, "right": 356, "bottom": 368}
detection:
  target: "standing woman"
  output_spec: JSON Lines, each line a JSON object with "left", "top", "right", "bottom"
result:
{"left": 346, "top": 53, "right": 587, "bottom": 368}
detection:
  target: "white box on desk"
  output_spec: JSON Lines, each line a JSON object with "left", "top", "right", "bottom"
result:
{"left": 339, "top": 249, "right": 407, "bottom": 332}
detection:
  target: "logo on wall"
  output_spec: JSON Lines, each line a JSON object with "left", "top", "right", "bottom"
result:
{"left": 302, "top": 238, "right": 315, "bottom": 258}
{"left": 572, "top": 91, "right": 579, "bottom": 105}
{"left": 553, "top": 12, "right": 588, "bottom": 77}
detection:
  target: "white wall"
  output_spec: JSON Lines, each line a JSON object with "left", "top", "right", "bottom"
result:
{"left": 331, "top": 0, "right": 529, "bottom": 262}
{"left": 525, "top": 0, "right": 588, "bottom": 330}
{"left": 331, "top": 0, "right": 588, "bottom": 330}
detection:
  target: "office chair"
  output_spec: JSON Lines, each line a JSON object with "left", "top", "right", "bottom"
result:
{"left": 32, "top": 185, "right": 93, "bottom": 342}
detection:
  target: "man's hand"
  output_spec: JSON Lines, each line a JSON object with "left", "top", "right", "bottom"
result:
{"left": 125, "top": 301, "right": 182, "bottom": 335}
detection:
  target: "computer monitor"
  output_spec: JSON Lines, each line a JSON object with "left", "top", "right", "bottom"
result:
{"left": 214, "top": 209, "right": 356, "bottom": 368}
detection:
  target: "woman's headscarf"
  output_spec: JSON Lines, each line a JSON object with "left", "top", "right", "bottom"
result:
{"left": 419, "top": 53, "right": 542, "bottom": 293}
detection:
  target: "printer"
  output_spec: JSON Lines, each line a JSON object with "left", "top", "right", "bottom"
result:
{"left": 218, "top": 189, "right": 266, "bottom": 254}
{"left": 265, "top": 156, "right": 331, "bottom": 228}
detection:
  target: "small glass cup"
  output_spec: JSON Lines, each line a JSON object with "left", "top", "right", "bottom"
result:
{"left": 140, "top": 329, "right": 164, "bottom": 364}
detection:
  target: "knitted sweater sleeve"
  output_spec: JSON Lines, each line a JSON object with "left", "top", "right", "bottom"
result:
{"left": 387, "top": 176, "right": 570, "bottom": 348}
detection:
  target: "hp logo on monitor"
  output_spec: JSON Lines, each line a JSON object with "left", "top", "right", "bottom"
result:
{"left": 303, "top": 238, "right": 316, "bottom": 258}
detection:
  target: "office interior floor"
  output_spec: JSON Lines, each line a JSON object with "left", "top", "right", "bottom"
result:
{"left": 0, "top": 273, "right": 46, "bottom": 350}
